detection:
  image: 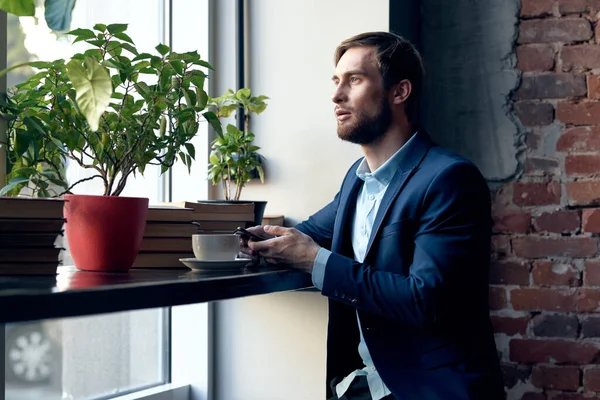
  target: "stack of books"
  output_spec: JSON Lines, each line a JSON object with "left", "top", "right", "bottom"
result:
{"left": 0, "top": 197, "right": 65, "bottom": 275}
{"left": 167, "top": 201, "right": 255, "bottom": 233}
{"left": 133, "top": 206, "right": 196, "bottom": 269}
{"left": 262, "top": 215, "right": 284, "bottom": 226}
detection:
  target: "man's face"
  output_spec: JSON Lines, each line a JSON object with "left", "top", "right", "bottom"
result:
{"left": 331, "top": 46, "right": 391, "bottom": 145}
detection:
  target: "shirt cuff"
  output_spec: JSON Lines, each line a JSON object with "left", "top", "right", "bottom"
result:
{"left": 312, "top": 248, "right": 331, "bottom": 290}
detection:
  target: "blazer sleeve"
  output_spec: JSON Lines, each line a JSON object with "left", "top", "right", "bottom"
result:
{"left": 295, "top": 191, "right": 340, "bottom": 250}
{"left": 320, "top": 161, "right": 492, "bottom": 329}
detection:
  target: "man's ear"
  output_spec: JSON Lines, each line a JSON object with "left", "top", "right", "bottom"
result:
{"left": 391, "top": 79, "right": 412, "bottom": 105}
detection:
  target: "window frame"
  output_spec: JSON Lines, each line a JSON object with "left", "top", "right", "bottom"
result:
{"left": 0, "top": 0, "right": 215, "bottom": 398}
{"left": 0, "top": 9, "right": 6, "bottom": 190}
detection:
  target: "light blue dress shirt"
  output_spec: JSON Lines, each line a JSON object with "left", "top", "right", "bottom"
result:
{"left": 312, "top": 133, "right": 416, "bottom": 400}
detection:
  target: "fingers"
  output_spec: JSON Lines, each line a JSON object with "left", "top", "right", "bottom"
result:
{"left": 238, "top": 236, "right": 257, "bottom": 257}
{"left": 263, "top": 225, "right": 291, "bottom": 236}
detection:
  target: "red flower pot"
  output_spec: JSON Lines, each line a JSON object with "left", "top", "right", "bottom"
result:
{"left": 64, "top": 194, "right": 149, "bottom": 272}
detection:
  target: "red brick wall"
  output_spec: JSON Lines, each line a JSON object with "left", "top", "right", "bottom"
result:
{"left": 494, "top": 1, "right": 600, "bottom": 398}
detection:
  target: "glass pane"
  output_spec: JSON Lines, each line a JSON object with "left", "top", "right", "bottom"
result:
{"left": 5, "top": 1, "right": 170, "bottom": 399}
{"left": 6, "top": 0, "right": 165, "bottom": 202}
{"left": 4, "top": 308, "right": 167, "bottom": 400}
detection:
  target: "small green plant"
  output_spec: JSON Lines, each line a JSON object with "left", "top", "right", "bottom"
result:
{"left": 207, "top": 88, "right": 268, "bottom": 201}
{"left": 0, "top": 23, "right": 220, "bottom": 197}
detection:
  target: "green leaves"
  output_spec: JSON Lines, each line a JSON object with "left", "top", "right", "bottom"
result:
{"left": 155, "top": 44, "right": 170, "bottom": 56}
{"left": 1, "top": 23, "right": 217, "bottom": 197}
{"left": 203, "top": 111, "right": 222, "bottom": 138}
{"left": 45, "top": 0, "right": 76, "bottom": 31}
{"left": 68, "top": 28, "right": 96, "bottom": 43}
{"left": 206, "top": 88, "right": 269, "bottom": 199}
{"left": 66, "top": 57, "right": 112, "bottom": 131}
{"left": 0, "top": 0, "right": 34, "bottom": 16}
{"left": 106, "top": 23, "right": 128, "bottom": 34}
{"left": 0, "top": 176, "right": 30, "bottom": 196}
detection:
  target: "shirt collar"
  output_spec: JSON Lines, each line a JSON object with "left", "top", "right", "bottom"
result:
{"left": 355, "top": 131, "right": 418, "bottom": 185}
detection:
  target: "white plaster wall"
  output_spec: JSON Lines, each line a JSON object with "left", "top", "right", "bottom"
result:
{"left": 213, "top": 1, "right": 389, "bottom": 399}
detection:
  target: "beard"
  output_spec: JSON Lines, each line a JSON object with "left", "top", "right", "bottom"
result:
{"left": 337, "top": 98, "right": 392, "bottom": 145}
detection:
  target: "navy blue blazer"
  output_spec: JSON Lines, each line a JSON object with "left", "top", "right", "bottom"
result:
{"left": 296, "top": 131, "right": 505, "bottom": 400}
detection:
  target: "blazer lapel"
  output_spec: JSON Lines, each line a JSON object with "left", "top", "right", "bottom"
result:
{"left": 364, "top": 130, "right": 434, "bottom": 257}
{"left": 331, "top": 170, "right": 362, "bottom": 253}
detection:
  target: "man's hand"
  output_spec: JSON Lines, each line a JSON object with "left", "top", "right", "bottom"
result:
{"left": 237, "top": 225, "right": 274, "bottom": 263}
{"left": 247, "top": 225, "right": 321, "bottom": 273}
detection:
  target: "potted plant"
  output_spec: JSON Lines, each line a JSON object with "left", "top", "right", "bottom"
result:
{"left": 0, "top": 23, "right": 220, "bottom": 271}
{"left": 206, "top": 88, "right": 268, "bottom": 224}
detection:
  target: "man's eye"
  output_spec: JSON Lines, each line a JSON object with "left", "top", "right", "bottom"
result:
{"left": 350, "top": 77, "right": 360, "bottom": 83}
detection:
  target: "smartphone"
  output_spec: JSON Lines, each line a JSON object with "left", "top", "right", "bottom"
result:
{"left": 234, "top": 227, "right": 267, "bottom": 242}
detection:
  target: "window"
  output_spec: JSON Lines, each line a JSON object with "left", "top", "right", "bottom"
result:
{"left": 2, "top": 0, "right": 211, "bottom": 399}
{"left": 5, "top": 309, "right": 168, "bottom": 400}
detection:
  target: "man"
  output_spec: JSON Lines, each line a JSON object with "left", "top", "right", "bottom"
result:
{"left": 242, "top": 32, "right": 505, "bottom": 400}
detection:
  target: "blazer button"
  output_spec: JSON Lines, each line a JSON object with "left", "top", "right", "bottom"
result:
{"left": 333, "top": 289, "right": 339, "bottom": 297}
{"left": 340, "top": 293, "right": 346, "bottom": 299}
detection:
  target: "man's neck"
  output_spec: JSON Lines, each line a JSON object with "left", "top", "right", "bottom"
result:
{"left": 361, "top": 124, "right": 414, "bottom": 172}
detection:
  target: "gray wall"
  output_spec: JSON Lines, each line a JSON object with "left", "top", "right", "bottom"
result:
{"left": 420, "top": 0, "right": 523, "bottom": 181}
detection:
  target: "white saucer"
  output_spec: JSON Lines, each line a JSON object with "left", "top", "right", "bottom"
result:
{"left": 179, "top": 258, "right": 253, "bottom": 271}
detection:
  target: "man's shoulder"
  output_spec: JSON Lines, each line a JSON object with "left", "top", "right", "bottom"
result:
{"left": 422, "top": 143, "right": 483, "bottom": 178}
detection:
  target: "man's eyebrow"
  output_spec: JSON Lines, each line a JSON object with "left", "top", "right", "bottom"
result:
{"left": 331, "top": 70, "right": 368, "bottom": 81}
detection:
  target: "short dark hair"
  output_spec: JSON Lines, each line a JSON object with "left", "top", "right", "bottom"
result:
{"left": 334, "top": 32, "right": 424, "bottom": 122}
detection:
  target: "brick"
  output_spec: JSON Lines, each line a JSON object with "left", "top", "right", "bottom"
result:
{"left": 532, "top": 313, "right": 580, "bottom": 337}
{"left": 533, "top": 210, "right": 580, "bottom": 233}
{"left": 492, "top": 315, "right": 531, "bottom": 335}
{"left": 588, "top": 75, "right": 600, "bottom": 99}
{"left": 562, "top": 45, "right": 600, "bottom": 71}
{"left": 491, "top": 184, "right": 513, "bottom": 209}
{"left": 516, "top": 101, "right": 555, "bottom": 126}
{"left": 492, "top": 235, "right": 511, "bottom": 257}
{"left": 513, "top": 182, "right": 561, "bottom": 207}
{"left": 584, "top": 260, "right": 600, "bottom": 285}
{"left": 582, "top": 208, "right": 600, "bottom": 232}
{"left": 559, "top": 0, "right": 588, "bottom": 13}
{"left": 502, "top": 363, "right": 532, "bottom": 388}
{"left": 567, "top": 181, "right": 600, "bottom": 205}
{"left": 526, "top": 157, "right": 560, "bottom": 176}
{"left": 518, "top": 45, "right": 556, "bottom": 72}
{"left": 566, "top": 154, "right": 600, "bottom": 176}
{"left": 577, "top": 288, "right": 600, "bottom": 312}
{"left": 522, "top": 394, "right": 546, "bottom": 400}
{"left": 491, "top": 260, "right": 531, "bottom": 285}
{"left": 511, "top": 287, "right": 576, "bottom": 311}
{"left": 516, "top": 74, "right": 586, "bottom": 100}
{"left": 519, "top": 19, "right": 592, "bottom": 44}
{"left": 510, "top": 338, "right": 600, "bottom": 363}
{"left": 522, "top": 0, "right": 555, "bottom": 16}
{"left": 588, "top": 0, "right": 600, "bottom": 12}
{"left": 548, "top": 392, "right": 598, "bottom": 400}
{"left": 513, "top": 236, "right": 597, "bottom": 258}
{"left": 490, "top": 286, "right": 508, "bottom": 310}
{"left": 532, "top": 260, "right": 581, "bottom": 286}
{"left": 584, "top": 367, "right": 600, "bottom": 391}
{"left": 532, "top": 365, "right": 581, "bottom": 390}
{"left": 557, "top": 126, "right": 600, "bottom": 152}
{"left": 557, "top": 101, "right": 600, "bottom": 125}
{"left": 493, "top": 211, "right": 531, "bottom": 233}
{"left": 581, "top": 315, "right": 600, "bottom": 337}
{"left": 527, "top": 130, "right": 543, "bottom": 150}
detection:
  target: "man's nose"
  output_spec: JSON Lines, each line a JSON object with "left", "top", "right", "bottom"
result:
{"left": 331, "top": 85, "right": 347, "bottom": 104}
